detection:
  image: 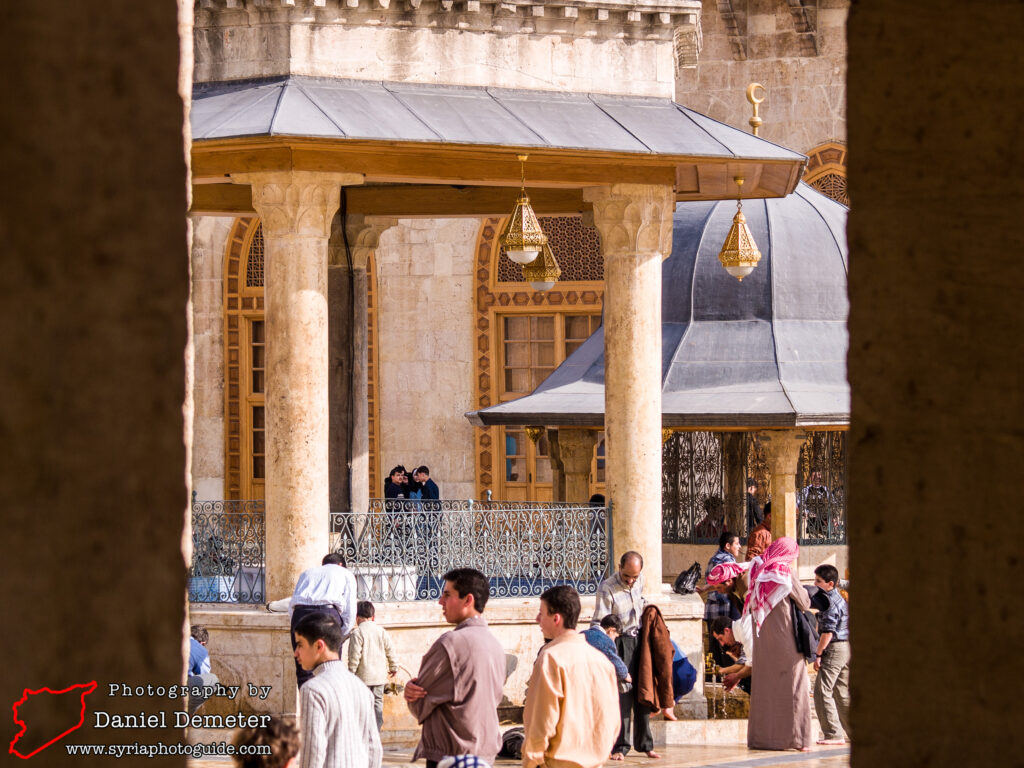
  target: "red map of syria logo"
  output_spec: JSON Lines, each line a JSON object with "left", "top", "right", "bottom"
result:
{"left": 9, "top": 681, "right": 97, "bottom": 759}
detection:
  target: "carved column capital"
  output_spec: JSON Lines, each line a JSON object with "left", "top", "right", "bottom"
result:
{"left": 330, "top": 214, "right": 399, "bottom": 269}
{"left": 756, "top": 429, "right": 807, "bottom": 475}
{"left": 557, "top": 428, "right": 598, "bottom": 476}
{"left": 582, "top": 183, "right": 675, "bottom": 256}
{"left": 232, "top": 171, "right": 364, "bottom": 238}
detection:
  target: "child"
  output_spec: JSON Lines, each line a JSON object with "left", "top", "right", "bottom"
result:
{"left": 347, "top": 600, "right": 399, "bottom": 731}
{"left": 582, "top": 614, "right": 632, "bottom": 692}
{"left": 812, "top": 564, "right": 851, "bottom": 745}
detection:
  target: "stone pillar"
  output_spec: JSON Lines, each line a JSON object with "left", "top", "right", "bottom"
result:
{"left": 757, "top": 430, "right": 807, "bottom": 543}
{"left": 557, "top": 428, "right": 598, "bottom": 503}
{"left": 328, "top": 215, "right": 395, "bottom": 517}
{"left": 584, "top": 183, "right": 675, "bottom": 592}
{"left": 233, "top": 171, "right": 364, "bottom": 600}
{"left": 546, "top": 429, "right": 567, "bottom": 502}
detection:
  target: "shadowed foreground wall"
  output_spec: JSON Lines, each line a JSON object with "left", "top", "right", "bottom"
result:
{"left": 0, "top": 2, "right": 191, "bottom": 765}
{"left": 848, "top": 2, "right": 1024, "bottom": 766}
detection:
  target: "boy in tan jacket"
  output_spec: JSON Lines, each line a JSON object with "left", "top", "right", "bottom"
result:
{"left": 347, "top": 601, "right": 398, "bottom": 731}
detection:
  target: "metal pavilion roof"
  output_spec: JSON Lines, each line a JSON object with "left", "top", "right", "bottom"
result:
{"left": 467, "top": 183, "right": 850, "bottom": 429}
{"left": 191, "top": 75, "right": 803, "bottom": 164}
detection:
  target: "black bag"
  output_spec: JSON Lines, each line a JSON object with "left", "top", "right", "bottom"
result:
{"left": 673, "top": 562, "right": 701, "bottom": 595}
{"left": 498, "top": 727, "right": 525, "bottom": 759}
{"left": 790, "top": 598, "right": 820, "bottom": 662}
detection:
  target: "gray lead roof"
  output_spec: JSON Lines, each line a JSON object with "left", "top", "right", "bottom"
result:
{"left": 192, "top": 76, "right": 803, "bottom": 161}
{"left": 467, "top": 183, "right": 850, "bottom": 428}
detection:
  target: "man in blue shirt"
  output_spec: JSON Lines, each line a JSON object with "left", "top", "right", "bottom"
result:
{"left": 812, "top": 564, "right": 850, "bottom": 745}
{"left": 703, "top": 532, "right": 742, "bottom": 670}
{"left": 187, "top": 626, "right": 218, "bottom": 713}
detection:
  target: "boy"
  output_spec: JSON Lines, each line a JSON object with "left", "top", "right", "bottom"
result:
{"left": 582, "top": 614, "right": 631, "bottom": 691}
{"left": 812, "top": 564, "right": 851, "bottom": 745}
{"left": 347, "top": 600, "right": 398, "bottom": 731}
{"left": 293, "top": 612, "right": 382, "bottom": 768}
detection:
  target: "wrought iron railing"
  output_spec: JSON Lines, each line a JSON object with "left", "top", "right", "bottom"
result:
{"left": 189, "top": 499, "right": 266, "bottom": 604}
{"left": 330, "top": 499, "right": 610, "bottom": 602}
{"left": 662, "top": 431, "right": 848, "bottom": 545}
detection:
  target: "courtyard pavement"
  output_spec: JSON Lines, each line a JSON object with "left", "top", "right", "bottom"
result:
{"left": 190, "top": 744, "right": 849, "bottom": 767}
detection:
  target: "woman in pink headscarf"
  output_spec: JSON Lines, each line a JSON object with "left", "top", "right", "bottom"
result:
{"left": 742, "top": 537, "right": 813, "bottom": 752}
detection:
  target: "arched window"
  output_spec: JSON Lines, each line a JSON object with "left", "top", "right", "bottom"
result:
{"left": 804, "top": 141, "right": 849, "bottom": 206}
{"left": 473, "top": 216, "right": 606, "bottom": 501}
{"left": 223, "top": 219, "right": 380, "bottom": 499}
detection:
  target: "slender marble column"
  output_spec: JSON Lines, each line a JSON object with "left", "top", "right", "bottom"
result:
{"left": 758, "top": 429, "right": 808, "bottom": 544}
{"left": 584, "top": 183, "right": 675, "bottom": 593}
{"left": 233, "top": 170, "right": 363, "bottom": 600}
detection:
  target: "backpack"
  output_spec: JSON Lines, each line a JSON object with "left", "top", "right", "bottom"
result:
{"left": 672, "top": 562, "right": 701, "bottom": 595}
{"left": 790, "top": 598, "right": 820, "bottom": 662}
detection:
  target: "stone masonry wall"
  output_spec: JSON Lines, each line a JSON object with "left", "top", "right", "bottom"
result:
{"left": 376, "top": 219, "right": 479, "bottom": 499}
{"left": 194, "top": 1, "right": 694, "bottom": 98}
{"left": 191, "top": 215, "right": 232, "bottom": 500}
{"left": 847, "top": 2, "right": 1024, "bottom": 766}
{"left": 676, "top": 0, "right": 847, "bottom": 153}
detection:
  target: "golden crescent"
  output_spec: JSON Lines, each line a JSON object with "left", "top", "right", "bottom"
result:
{"left": 746, "top": 83, "right": 766, "bottom": 105}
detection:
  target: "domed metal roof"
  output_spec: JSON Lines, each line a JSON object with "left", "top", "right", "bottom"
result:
{"left": 467, "top": 183, "right": 849, "bottom": 428}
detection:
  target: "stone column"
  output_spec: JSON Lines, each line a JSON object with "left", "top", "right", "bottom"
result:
{"left": 328, "top": 215, "right": 396, "bottom": 518}
{"left": 546, "top": 429, "right": 567, "bottom": 502}
{"left": 722, "top": 432, "right": 747, "bottom": 536}
{"left": 233, "top": 170, "right": 363, "bottom": 600}
{"left": 557, "top": 428, "right": 598, "bottom": 503}
{"left": 584, "top": 183, "right": 675, "bottom": 592}
{"left": 757, "top": 430, "right": 807, "bottom": 543}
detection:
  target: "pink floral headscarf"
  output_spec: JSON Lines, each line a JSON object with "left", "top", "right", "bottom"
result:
{"left": 742, "top": 536, "right": 799, "bottom": 635}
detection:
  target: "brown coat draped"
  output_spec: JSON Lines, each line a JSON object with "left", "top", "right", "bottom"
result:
{"left": 636, "top": 604, "right": 675, "bottom": 712}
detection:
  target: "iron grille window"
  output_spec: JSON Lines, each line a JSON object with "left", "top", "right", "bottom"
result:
{"left": 662, "top": 431, "right": 847, "bottom": 545}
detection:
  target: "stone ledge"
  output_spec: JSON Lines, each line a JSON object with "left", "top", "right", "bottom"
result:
{"left": 196, "top": 0, "right": 701, "bottom": 37}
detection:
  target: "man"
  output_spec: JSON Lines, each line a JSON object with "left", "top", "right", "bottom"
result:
{"left": 703, "top": 532, "right": 742, "bottom": 671}
{"left": 745, "top": 478, "right": 763, "bottom": 536}
{"left": 745, "top": 509, "right": 773, "bottom": 561}
{"left": 293, "top": 612, "right": 382, "bottom": 768}
{"left": 290, "top": 553, "right": 357, "bottom": 687}
{"left": 798, "top": 470, "right": 833, "bottom": 540}
{"left": 187, "top": 625, "right": 219, "bottom": 714}
{"left": 384, "top": 466, "right": 409, "bottom": 499}
{"left": 523, "top": 586, "right": 620, "bottom": 768}
{"left": 710, "top": 616, "right": 752, "bottom": 695}
{"left": 404, "top": 568, "right": 505, "bottom": 767}
{"left": 347, "top": 601, "right": 398, "bottom": 731}
{"left": 413, "top": 466, "right": 439, "bottom": 500}
{"left": 590, "top": 551, "right": 658, "bottom": 760}
{"left": 812, "top": 564, "right": 851, "bottom": 745}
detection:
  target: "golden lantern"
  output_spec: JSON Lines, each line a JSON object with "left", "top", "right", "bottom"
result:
{"left": 524, "top": 426, "right": 545, "bottom": 444}
{"left": 499, "top": 154, "right": 548, "bottom": 264}
{"left": 718, "top": 176, "right": 762, "bottom": 281}
{"left": 521, "top": 241, "right": 562, "bottom": 292}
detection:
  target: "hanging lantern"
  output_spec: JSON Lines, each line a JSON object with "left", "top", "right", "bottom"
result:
{"left": 521, "top": 241, "right": 562, "bottom": 291}
{"left": 718, "top": 176, "right": 762, "bottom": 281}
{"left": 499, "top": 154, "right": 548, "bottom": 264}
